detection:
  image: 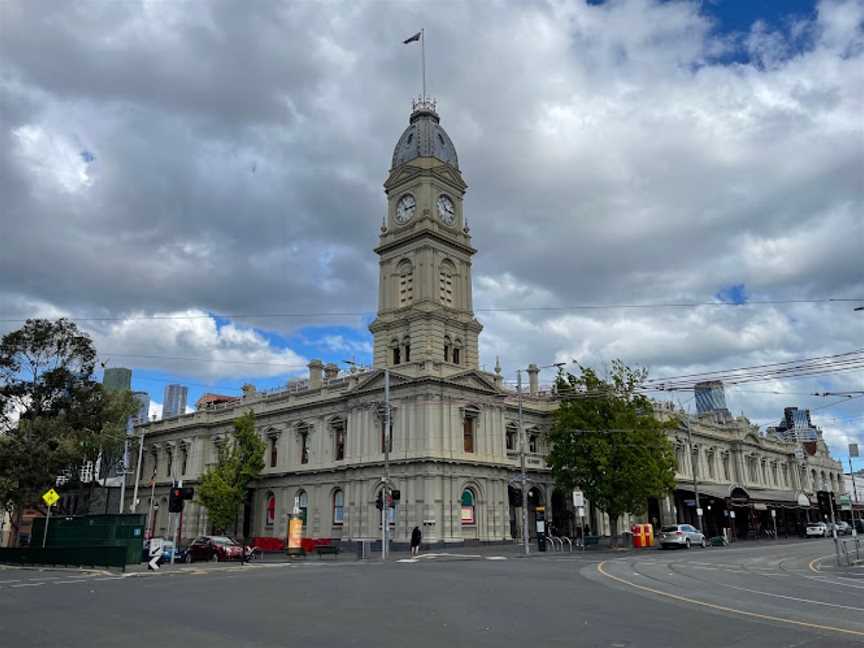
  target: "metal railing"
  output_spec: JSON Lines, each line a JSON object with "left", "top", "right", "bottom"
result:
{"left": 839, "top": 537, "right": 862, "bottom": 566}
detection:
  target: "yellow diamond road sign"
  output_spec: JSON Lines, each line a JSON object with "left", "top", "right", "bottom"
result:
{"left": 42, "top": 488, "right": 59, "bottom": 507}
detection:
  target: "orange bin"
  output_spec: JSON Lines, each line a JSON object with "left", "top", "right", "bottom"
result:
{"left": 630, "top": 523, "right": 655, "bottom": 548}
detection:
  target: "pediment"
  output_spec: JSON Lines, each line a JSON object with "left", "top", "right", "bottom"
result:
{"left": 442, "top": 370, "right": 500, "bottom": 393}
{"left": 430, "top": 165, "right": 467, "bottom": 191}
{"left": 384, "top": 165, "right": 423, "bottom": 190}
{"left": 353, "top": 369, "right": 415, "bottom": 392}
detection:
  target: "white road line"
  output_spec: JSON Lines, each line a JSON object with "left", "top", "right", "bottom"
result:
{"left": 93, "top": 576, "right": 126, "bottom": 581}
{"left": 54, "top": 579, "right": 88, "bottom": 584}
{"left": 11, "top": 582, "right": 44, "bottom": 587}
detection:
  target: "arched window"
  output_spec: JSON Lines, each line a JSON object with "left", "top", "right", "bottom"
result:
{"left": 443, "top": 336, "right": 451, "bottom": 363}
{"left": 268, "top": 434, "right": 278, "bottom": 468}
{"left": 391, "top": 338, "right": 401, "bottom": 365}
{"left": 439, "top": 260, "right": 456, "bottom": 306}
{"left": 265, "top": 492, "right": 276, "bottom": 527}
{"left": 397, "top": 260, "right": 414, "bottom": 306}
{"left": 403, "top": 336, "right": 411, "bottom": 363}
{"left": 461, "top": 489, "right": 476, "bottom": 525}
{"left": 505, "top": 423, "right": 517, "bottom": 452}
{"left": 296, "top": 490, "right": 308, "bottom": 525}
{"left": 332, "top": 489, "right": 344, "bottom": 525}
{"left": 452, "top": 339, "right": 462, "bottom": 365}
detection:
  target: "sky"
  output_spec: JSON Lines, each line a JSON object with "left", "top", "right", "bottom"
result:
{"left": 1, "top": 0, "right": 862, "bottom": 462}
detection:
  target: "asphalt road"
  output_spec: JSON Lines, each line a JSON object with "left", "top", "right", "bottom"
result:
{"left": 0, "top": 539, "right": 861, "bottom": 647}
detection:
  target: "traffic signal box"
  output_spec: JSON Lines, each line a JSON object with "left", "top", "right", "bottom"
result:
{"left": 168, "top": 487, "right": 195, "bottom": 513}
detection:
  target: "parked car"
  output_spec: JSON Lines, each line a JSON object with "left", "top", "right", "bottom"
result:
{"left": 658, "top": 524, "right": 706, "bottom": 549}
{"left": 805, "top": 522, "right": 828, "bottom": 537}
{"left": 184, "top": 535, "right": 245, "bottom": 563}
{"left": 834, "top": 521, "right": 852, "bottom": 536}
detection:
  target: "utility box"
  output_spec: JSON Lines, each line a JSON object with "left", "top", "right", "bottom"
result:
{"left": 30, "top": 514, "right": 146, "bottom": 565}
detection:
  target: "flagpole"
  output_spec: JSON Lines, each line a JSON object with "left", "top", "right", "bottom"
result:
{"left": 421, "top": 28, "right": 426, "bottom": 101}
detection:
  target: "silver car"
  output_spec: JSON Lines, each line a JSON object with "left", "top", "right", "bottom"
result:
{"left": 659, "top": 524, "right": 707, "bottom": 549}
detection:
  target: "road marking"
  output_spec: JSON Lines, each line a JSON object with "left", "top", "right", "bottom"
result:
{"left": 54, "top": 579, "right": 88, "bottom": 584}
{"left": 808, "top": 554, "right": 837, "bottom": 573}
{"left": 397, "top": 559, "right": 418, "bottom": 563}
{"left": 11, "top": 582, "right": 44, "bottom": 587}
{"left": 93, "top": 576, "right": 126, "bottom": 581}
{"left": 597, "top": 561, "right": 864, "bottom": 638}
{"left": 485, "top": 556, "right": 508, "bottom": 561}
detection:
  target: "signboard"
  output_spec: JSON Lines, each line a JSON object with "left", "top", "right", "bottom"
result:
{"left": 42, "top": 488, "right": 59, "bottom": 507}
{"left": 572, "top": 490, "right": 584, "bottom": 508}
{"left": 696, "top": 508, "right": 703, "bottom": 517}
{"left": 287, "top": 516, "right": 303, "bottom": 552}
{"left": 850, "top": 443, "right": 860, "bottom": 458}
{"left": 770, "top": 509, "right": 776, "bottom": 518}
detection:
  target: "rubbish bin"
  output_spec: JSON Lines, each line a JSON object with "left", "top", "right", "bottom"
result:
{"left": 631, "top": 524, "right": 645, "bottom": 548}
{"left": 644, "top": 523, "right": 654, "bottom": 547}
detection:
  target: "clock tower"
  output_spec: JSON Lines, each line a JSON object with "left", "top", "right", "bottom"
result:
{"left": 369, "top": 99, "right": 482, "bottom": 374}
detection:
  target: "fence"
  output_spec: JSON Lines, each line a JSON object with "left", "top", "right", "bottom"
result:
{"left": 0, "top": 545, "right": 128, "bottom": 570}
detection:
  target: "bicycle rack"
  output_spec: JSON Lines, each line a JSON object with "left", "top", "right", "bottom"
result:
{"left": 561, "top": 536, "right": 573, "bottom": 552}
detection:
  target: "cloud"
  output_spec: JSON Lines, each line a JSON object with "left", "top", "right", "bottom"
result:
{"left": 0, "top": 0, "right": 861, "bottom": 452}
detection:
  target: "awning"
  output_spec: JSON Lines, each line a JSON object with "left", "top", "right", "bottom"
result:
{"left": 676, "top": 484, "right": 815, "bottom": 508}
{"left": 676, "top": 483, "right": 731, "bottom": 499}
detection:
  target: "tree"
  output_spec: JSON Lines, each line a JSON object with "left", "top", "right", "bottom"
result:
{"left": 0, "top": 319, "right": 136, "bottom": 542}
{"left": 197, "top": 411, "right": 265, "bottom": 535}
{"left": 546, "top": 360, "right": 677, "bottom": 545}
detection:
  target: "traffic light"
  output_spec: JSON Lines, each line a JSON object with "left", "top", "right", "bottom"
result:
{"left": 375, "top": 492, "right": 384, "bottom": 510}
{"left": 168, "top": 487, "right": 184, "bottom": 513}
{"left": 391, "top": 490, "right": 401, "bottom": 502}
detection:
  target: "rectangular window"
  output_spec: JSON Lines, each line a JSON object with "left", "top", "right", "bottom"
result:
{"left": 439, "top": 272, "right": 454, "bottom": 306}
{"left": 392, "top": 347, "right": 401, "bottom": 365}
{"left": 505, "top": 427, "right": 516, "bottom": 451}
{"left": 333, "top": 491, "right": 344, "bottom": 525}
{"left": 707, "top": 453, "right": 715, "bottom": 479}
{"left": 399, "top": 273, "right": 413, "bottom": 305}
{"left": 463, "top": 418, "right": 474, "bottom": 453}
{"left": 166, "top": 450, "right": 173, "bottom": 478}
{"left": 181, "top": 449, "right": 188, "bottom": 475}
{"left": 335, "top": 425, "right": 345, "bottom": 461}
{"left": 528, "top": 433, "right": 538, "bottom": 454}
{"left": 270, "top": 437, "right": 278, "bottom": 468}
{"left": 452, "top": 347, "right": 461, "bottom": 364}
{"left": 300, "top": 432, "right": 309, "bottom": 464}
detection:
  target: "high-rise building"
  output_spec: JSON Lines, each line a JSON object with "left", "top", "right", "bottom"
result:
{"left": 770, "top": 406, "right": 820, "bottom": 442}
{"left": 102, "top": 367, "right": 132, "bottom": 392}
{"left": 162, "top": 384, "right": 188, "bottom": 418}
{"left": 694, "top": 380, "right": 728, "bottom": 415}
{"left": 131, "top": 391, "right": 150, "bottom": 425}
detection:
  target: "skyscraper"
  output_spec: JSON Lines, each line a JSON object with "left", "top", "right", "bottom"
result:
{"left": 162, "top": 384, "right": 188, "bottom": 418}
{"left": 131, "top": 391, "right": 150, "bottom": 425}
{"left": 102, "top": 367, "right": 132, "bottom": 392}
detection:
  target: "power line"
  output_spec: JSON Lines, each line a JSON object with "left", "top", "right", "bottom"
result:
{"left": 1, "top": 297, "right": 860, "bottom": 324}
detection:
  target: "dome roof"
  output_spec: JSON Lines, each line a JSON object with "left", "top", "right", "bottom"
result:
{"left": 391, "top": 99, "right": 459, "bottom": 170}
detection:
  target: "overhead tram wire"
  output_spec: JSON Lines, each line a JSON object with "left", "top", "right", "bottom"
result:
{"left": 1, "top": 297, "right": 861, "bottom": 324}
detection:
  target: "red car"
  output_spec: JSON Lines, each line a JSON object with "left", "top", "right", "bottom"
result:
{"left": 184, "top": 536, "right": 245, "bottom": 563}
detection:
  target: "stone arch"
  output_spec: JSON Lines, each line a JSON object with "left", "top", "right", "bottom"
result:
{"left": 396, "top": 258, "right": 414, "bottom": 306}
{"left": 438, "top": 258, "right": 457, "bottom": 306}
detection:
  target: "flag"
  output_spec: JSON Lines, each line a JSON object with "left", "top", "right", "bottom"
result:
{"left": 403, "top": 31, "right": 421, "bottom": 44}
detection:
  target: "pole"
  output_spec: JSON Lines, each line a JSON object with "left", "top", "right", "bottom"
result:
{"left": 383, "top": 367, "right": 390, "bottom": 561}
{"left": 131, "top": 428, "right": 145, "bottom": 512}
{"left": 684, "top": 415, "right": 702, "bottom": 533}
{"left": 146, "top": 478, "right": 156, "bottom": 539}
{"left": 119, "top": 431, "right": 130, "bottom": 513}
{"left": 42, "top": 504, "right": 51, "bottom": 549}
{"left": 518, "top": 369, "right": 529, "bottom": 555}
{"left": 421, "top": 28, "right": 426, "bottom": 101}
{"left": 850, "top": 458, "right": 859, "bottom": 536}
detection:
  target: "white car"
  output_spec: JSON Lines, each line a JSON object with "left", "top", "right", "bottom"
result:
{"left": 659, "top": 524, "right": 707, "bottom": 549}
{"left": 805, "top": 522, "right": 827, "bottom": 537}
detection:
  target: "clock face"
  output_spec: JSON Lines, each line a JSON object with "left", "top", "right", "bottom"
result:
{"left": 437, "top": 194, "right": 455, "bottom": 225}
{"left": 395, "top": 194, "right": 416, "bottom": 224}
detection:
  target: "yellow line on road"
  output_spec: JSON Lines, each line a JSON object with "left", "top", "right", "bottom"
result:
{"left": 597, "top": 561, "right": 864, "bottom": 638}
{"left": 809, "top": 554, "right": 837, "bottom": 573}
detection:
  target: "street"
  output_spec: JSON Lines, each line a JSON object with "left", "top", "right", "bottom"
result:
{"left": 0, "top": 539, "right": 861, "bottom": 647}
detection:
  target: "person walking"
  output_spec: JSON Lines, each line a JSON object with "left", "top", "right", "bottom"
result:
{"left": 410, "top": 526, "right": 422, "bottom": 557}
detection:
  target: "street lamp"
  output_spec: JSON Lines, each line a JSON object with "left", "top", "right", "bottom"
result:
{"left": 515, "top": 361, "right": 566, "bottom": 555}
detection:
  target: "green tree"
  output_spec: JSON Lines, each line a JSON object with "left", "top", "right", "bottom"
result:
{"left": 197, "top": 411, "right": 265, "bottom": 535}
{"left": 546, "top": 360, "right": 677, "bottom": 545}
{"left": 0, "top": 319, "right": 136, "bottom": 541}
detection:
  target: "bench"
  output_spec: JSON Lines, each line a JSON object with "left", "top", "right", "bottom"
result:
{"left": 315, "top": 545, "right": 340, "bottom": 559}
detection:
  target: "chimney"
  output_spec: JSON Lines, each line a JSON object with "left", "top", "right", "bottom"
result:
{"left": 324, "top": 363, "right": 339, "bottom": 381}
{"left": 308, "top": 359, "right": 324, "bottom": 389}
{"left": 527, "top": 363, "right": 539, "bottom": 396}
